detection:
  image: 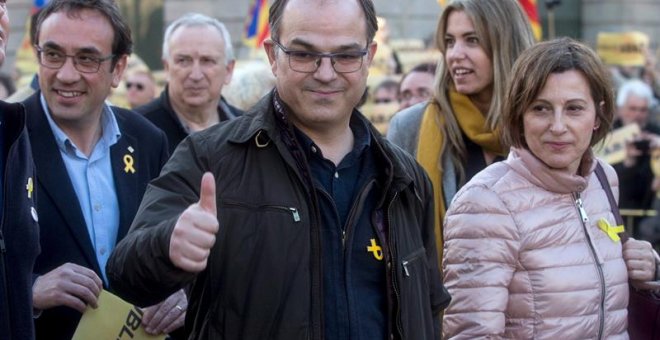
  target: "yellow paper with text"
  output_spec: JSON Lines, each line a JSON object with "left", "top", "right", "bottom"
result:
{"left": 594, "top": 123, "right": 641, "bottom": 164}
{"left": 72, "top": 290, "right": 165, "bottom": 340}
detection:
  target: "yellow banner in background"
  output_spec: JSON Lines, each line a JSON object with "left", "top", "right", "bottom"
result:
{"left": 597, "top": 31, "right": 649, "bottom": 66}
{"left": 594, "top": 123, "right": 641, "bottom": 165}
{"left": 72, "top": 291, "right": 165, "bottom": 340}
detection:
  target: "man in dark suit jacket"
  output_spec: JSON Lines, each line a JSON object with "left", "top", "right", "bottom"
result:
{"left": 135, "top": 13, "right": 241, "bottom": 154}
{"left": 26, "top": 1, "right": 185, "bottom": 339}
{"left": 0, "top": 3, "right": 41, "bottom": 340}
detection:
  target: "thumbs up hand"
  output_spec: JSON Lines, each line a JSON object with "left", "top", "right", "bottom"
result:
{"left": 169, "top": 172, "right": 219, "bottom": 272}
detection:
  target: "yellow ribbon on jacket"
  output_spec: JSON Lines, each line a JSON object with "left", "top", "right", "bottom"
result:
{"left": 597, "top": 218, "right": 624, "bottom": 242}
{"left": 416, "top": 91, "right": 505, "bottom": 266}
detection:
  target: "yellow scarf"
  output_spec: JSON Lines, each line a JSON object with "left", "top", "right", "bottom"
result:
{"left": 416, "top": 91, "right": 505, "bottom": 265}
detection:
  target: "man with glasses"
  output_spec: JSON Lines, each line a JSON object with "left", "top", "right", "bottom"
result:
{"left": 107, "top": 0, "right": 450, "bottom": 338}
{"left": 0, "top": 1, "right": 41, "bottom": 340}
{"left": 136, "top": 13, "right": 242, "bottom": 154}
{"left": 22, "top": 1, "right": 184, "bottom": 339}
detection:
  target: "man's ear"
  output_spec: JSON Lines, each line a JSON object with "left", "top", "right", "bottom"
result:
{"left": 223, "top": 59, "right": 236, "bottom": 85}
{"left": 365, "top": 41, "right": 378, "bottom": 67}
{"left": 263, "top": 40, "right": 278, "bottom": 75}
{"left": 111, "top": 54, "right": 129, "bottom": 88}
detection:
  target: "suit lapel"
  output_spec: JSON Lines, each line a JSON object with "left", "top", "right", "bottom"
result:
{"left": 110, "top": 116, "right": 138, "bottom": 242}
{"left": 24, "top": 94, "right": 102, "bottom": 274}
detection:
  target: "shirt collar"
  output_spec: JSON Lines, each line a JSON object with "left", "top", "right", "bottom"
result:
{"left": 40, "top": 93, "right": 121, "bottom": 155}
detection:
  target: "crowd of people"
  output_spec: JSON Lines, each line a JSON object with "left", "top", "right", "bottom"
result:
{"left": 1, "top": 0, "right": 660, "bottom": 339}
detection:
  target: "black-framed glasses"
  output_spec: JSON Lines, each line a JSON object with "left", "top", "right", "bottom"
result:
{"left": 272, "top": 40, "right": 368, "bottom": 74}
{"left": 126, "top": 82, "right": 145, "bottom": 91}
{"left": 35, "top": 45, "right": 115, "bottom": 74}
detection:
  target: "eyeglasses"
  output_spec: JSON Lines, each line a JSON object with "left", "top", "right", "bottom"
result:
{"left": 126, "top": 82, "right": 145, "bottom": 91}
{"left": 399, "top": 89, "right": 432, "bottom": 103}
{"left": 35, "top": 45, "right": 115, "bottom": 73}
{"left": 374, "top": 98, "right": 395, "bottom": 104}
{"left": 272, "top": 40, "right": 368, "bottom": 74}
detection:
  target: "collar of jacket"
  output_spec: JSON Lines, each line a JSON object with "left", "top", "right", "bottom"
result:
{"left": 225, "top": 90, "right": 416, "bottom": 195}
{"left": 161, "top": 84, "right": 238, "bottom": 124}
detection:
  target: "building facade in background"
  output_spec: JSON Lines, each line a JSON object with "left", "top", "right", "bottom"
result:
{"left": 5, "top": 0, "right": 660, "bottom": 77}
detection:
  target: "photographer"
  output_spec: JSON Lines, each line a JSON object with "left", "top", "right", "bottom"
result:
{"left": 612, "top": 79, "right": 660, "bottom": 235}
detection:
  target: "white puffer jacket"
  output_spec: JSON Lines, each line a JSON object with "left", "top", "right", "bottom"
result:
{"left": 443, "top": 147, "right": 639, "bottom": 339}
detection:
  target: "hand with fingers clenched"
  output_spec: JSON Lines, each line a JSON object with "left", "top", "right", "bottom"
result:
{"left": 623, "top": 238, "right": 657, "bottom": 282}
{"left": 169, "top": 172, "right": 219, "bottom": 272}
{"left": 32, "top": 262, "right": 104, "bottom": 313}
{"left": 141, "top": 289, "right": 187, "bottom": 335}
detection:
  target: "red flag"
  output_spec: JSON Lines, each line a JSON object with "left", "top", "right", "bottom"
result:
{"left": 244, "top": 0, "right": 270, "bottom": 48}
{"left": 518, "top": 0, "right": 542, "bottom": 41}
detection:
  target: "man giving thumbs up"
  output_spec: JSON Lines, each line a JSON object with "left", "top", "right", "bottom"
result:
{"left": 107, "top": 1, "right": 449, "bottom": 339}
{"left": 169, "top": 172, "right": 218, "bottom": 272}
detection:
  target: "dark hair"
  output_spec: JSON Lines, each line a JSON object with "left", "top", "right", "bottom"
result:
{"left": 399, "top": 62, "right": 437, "bottom": 91}
{"left": 409, "top": 62, "right": 437, "bottom": 75}
{"left": 269, "top": 0, "right": 378, "bottom": 44}
{"left": 35, "top": 0, "right": 132, "bottom": 68}
{"left": 374, "top": 79, "right": 399, "bottom": 93}
{"left": 29, "top": 9, "right": 42, "bottom": 46}
{"left": 501, "top": 37, "right": 615, "bottom": 149}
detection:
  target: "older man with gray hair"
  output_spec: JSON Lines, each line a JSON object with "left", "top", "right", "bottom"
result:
{"left": 136, "top": 13, "right": 242, "bottom": 154}
{"left": 612, "top": 79, "right": 660, "bottom": 234}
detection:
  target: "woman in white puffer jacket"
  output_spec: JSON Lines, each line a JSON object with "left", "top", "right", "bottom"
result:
{"left": 442, "top": 38, "right": 660, "bottom": 339}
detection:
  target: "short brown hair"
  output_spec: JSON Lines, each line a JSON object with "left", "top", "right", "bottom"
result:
{"left": 269, "top": 0, "right": 378, "bottom": 44}
{"left": 501, "top": 37, "right": 615, "bottom": 149}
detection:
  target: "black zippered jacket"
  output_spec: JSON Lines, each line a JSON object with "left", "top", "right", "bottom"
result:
{"left": 107, "top": 91, "right": 450, "bottom": 339}
{"left": 0, "top": 101, "right": 40, "bottom": 340}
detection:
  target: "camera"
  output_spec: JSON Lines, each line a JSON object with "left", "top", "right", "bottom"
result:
{"left": 633, "top": 139, "right": 650, "bottom": 153}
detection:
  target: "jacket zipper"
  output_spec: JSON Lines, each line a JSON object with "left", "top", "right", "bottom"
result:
{"left": 340, "top": 180, "right": 375, "bottom": 250}
{"left": 572, "top": 192, "right": 605, "bottom": 339}
{"left": 222, "top": 201, "right": 301, "bottom": 222}
{"left": 386, "top": 192, "right": 404, "bottom": 338}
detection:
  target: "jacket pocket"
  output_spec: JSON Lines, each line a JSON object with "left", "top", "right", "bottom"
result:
{"left": 222, "top": 200, "right": 301, "bottom": 223}
{"left": 401, "top": 247, "right": 426, "bottom": 278}
{"left": 398, "top": 247, "right": 435, "bottom": 339}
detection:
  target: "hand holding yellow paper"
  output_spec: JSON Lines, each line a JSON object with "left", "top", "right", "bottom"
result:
{"left": 72, "top": 290, "right": 165, "bottom": 340}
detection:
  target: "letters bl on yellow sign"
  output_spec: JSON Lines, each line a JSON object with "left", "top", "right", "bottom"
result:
{"left": 596, "top": 31, "right": 649, "bottom": 67}
{"left": 72, "top": 290, "right": 165, "bottom": 340}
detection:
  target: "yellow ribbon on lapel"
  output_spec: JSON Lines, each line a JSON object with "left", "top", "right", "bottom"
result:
{"left": 597, "top": 218, "right": 624, "bottom": 242}
{"left": 123, "top": 155, "right": 135, "bottom": 174}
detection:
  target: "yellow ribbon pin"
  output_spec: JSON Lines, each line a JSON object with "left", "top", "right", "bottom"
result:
{"left": 367, "top": 238, "right": 384, "bottom": 261}
{"left": 597, "top": 218, "right": 624, "bottom": 242}
{"left": 123, "top": 154, "right": 135, "bottom": 174}
{"left": 26, "top": 177, "right": 33, "bottom": 199}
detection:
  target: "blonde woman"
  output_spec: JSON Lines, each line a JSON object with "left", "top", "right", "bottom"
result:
{"left": 387, "top": 0, "right": 535, "bottom": 264}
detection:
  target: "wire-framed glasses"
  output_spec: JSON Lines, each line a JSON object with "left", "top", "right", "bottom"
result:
{"left": 272, "top": 40, "right": 368, "bottom": 74}
{"left": 35, "top": 45, "right": 115, "bottom": 73}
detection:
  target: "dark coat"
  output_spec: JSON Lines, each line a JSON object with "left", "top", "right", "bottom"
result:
{"left": 0, "top": 101, "right": 40, "bottom": 340}
{"left": 23, "top": 92, "right": 169, "bottom": 340}
{"left": 108, "top": 92, "right": 451, "bottom": 340}
{"left": 136, "top": 86, "right": 242, "bottom": 154}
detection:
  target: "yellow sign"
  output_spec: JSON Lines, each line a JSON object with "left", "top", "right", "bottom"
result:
{"left": 594, "top": 123, "right": 641, "bottom": 164}
{"left": 597, "top": 31, "right": 649, "bottom": 66}
{"left": 72, "top": 291, "right": 165, "bottom": 340}
{"left": 361, "top": 102, "right": 400, "bottom": 135}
